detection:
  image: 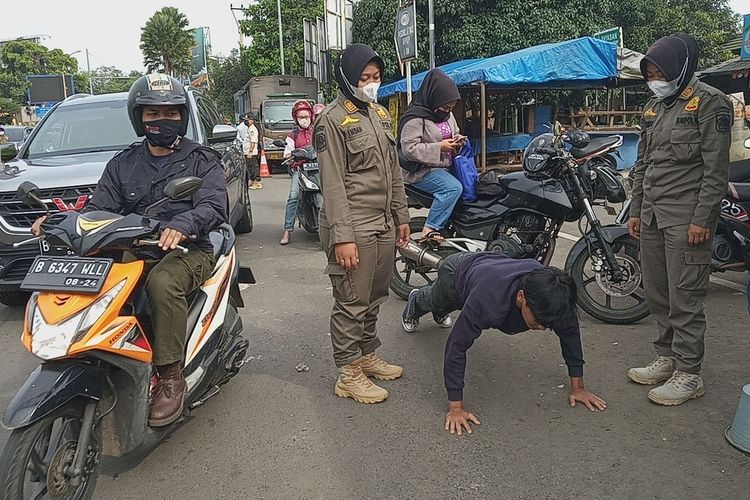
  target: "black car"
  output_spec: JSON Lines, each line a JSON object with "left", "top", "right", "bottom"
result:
{"left": 0, "top": 90, "right": 253, "bottom": 307}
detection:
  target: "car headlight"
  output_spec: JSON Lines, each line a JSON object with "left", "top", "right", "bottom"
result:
{"left": 30, "top": 280, "right": 126, "bottom": 360}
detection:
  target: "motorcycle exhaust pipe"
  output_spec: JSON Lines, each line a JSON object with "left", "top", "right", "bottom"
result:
{"left": 397, "top": 240, "right": 444, "bottom": 269}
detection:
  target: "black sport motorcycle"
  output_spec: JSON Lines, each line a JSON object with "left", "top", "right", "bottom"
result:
{"left": 393, "top": 123, "right": 649, "bottom": 324}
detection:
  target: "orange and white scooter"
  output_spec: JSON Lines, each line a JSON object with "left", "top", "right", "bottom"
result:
{"left": 0, "top": 177, "right": 253, "bottom": 498}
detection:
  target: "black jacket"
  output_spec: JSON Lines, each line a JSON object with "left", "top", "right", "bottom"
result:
{"left": 445, "top": 253, "right": 585, "bottom": 401}
{"left": 85, "top": 139, "right": 229, "bottom": 252}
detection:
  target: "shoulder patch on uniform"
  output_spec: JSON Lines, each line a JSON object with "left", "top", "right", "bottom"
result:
{"left": 715, "top": 105, "right": 732, "bottom": 135}
{"left": 314, "top": 127, "right": 328, "bottom": 152}
{"left": 340, "top": 115, "right": 360, "bottom": 127}
{"left": 680, "top": 86, "right": 695, "bottom": 99}
{"left": 343, "top": 100, "right": 358, "bottom": 113}
{"left": 643, "top": 108, "right": 657, "bottom": 119}
{"left": 684, "top": 96, "right": 700, "bottom": 112}
{"left": 374, "top": 106, "right": 389, "bottom": 120}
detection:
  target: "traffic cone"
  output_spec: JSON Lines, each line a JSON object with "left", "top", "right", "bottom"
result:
{"left": 260, "top": 151, "right": 271, "bottom": 178}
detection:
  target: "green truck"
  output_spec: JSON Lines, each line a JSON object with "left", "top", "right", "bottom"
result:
{"left": 233, "top": 75, "right": 319, "bottom": 171}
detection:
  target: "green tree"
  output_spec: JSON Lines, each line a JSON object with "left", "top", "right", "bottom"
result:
{"left": 0, "top": 97, "right": 21, "bottom": 124}
{"left": 0, "top": 40, "right": 82, "bottom": 104}
{"left": 240, "top": 0, "right": 323, "bottom": 76}
{"left": 206, "top": 50, "right": 252, "bottom": 118}
{"left": 89, "top": 66, "right": 141, "bottom": 95}
{"left": 352, "top": 0, "right": 740, "bottom": 82}
{"left": 139, "top": 6, "right": 194, "bottom": 76}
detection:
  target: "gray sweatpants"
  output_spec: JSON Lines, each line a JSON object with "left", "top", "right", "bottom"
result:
{"left": 412, "top": 252, "right": 473, "bottom": 319}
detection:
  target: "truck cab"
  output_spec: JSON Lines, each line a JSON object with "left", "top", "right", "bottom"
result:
{"left": 234, "top": 76, "right": 319, "bottom": 172}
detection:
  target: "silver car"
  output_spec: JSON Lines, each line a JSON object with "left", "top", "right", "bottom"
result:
{"left": 0, "top": 90, "right": 253, "bottom": 307}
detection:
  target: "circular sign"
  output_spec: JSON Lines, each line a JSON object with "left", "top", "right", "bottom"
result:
{"left": 400, "top": 11, "right": 410, "bottom": 26}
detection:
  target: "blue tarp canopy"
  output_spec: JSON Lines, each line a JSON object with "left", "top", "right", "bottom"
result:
{"left": 378, "top": 37, "right": 619, "bottom": 99}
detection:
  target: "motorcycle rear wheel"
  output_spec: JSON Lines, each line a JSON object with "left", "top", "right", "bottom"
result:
{"left": 569, "top": 235, "right": 650, "bottom": 324}
{"left": 0, "top": 401, "right": 100, "bottom": 500}
{"left": 390, "top": 217, "right": 460, "bottom": 300}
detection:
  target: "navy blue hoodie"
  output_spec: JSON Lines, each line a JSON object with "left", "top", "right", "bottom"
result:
{"left": 445, "top": 253, "right": 585, "bottom": 401}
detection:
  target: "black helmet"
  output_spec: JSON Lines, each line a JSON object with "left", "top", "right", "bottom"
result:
{"left": 127, "top": 73, "right": 189, "bottom": 137}
{"left": 565, "top": 129, "right": 590, "bottom": 149}
{"left": 523, "top": 133, "right": 557, "bottom": 180}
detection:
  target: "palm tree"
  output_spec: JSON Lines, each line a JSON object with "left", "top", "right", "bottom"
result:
{"left": 139, "top": 7, "right": 194, "bottom": 77}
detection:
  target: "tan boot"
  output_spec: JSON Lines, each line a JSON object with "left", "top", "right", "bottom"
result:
{"left": 360, "top": 352, "right": 403, "bottom": 381}
{"left": 255, "top": 180, "right": 263, "bottom": 189}
{"left": 335, "top": 359, "right": 388, "bottom": 404}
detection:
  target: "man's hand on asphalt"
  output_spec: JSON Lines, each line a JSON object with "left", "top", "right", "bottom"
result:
{"left": 396, "top": 223, "right": 411, "bottom": 248}
{"left": 31, "top": 216, "right": 47, "bottom": 237}
{"left": 445, "top": 401, "right": 480, "bottom": 436}
{"left": 335, "top": 242, "right": 359, "bottom": 271}
{"left": 568, "top": 377, "right": 607, "bottom": 411}
{"left": 159, "top": 228, "right": 187, "bottom": 251}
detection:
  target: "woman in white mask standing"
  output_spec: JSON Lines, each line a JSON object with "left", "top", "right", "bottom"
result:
{"left": 314, "top": 43, "right": 411, "bottom": 404}
{"left": 626, "top": 33, "right": 731, "bottom": 406}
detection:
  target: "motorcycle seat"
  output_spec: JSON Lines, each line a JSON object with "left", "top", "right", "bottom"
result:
{"left": 571, "top": 136, "right": 622, "bottom": 159}
{"left": 729, "top": 158, "right": 750, "bottom": 183}
{"left": 729, "top": 182, "right": 750, "bottom": 202}
{"left": 208, "top": 223, "right": 236, "bottom": 260}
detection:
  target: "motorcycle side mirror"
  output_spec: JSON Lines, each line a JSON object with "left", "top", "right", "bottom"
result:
{"left": 163, "top": 177, "right": 203, "bottom": 200}
{"left": 144, "top": 177, "right": 203, "bottom": 215}
{"left": 273, "top": 139, "right": 286, "bottom": 148}
{"left": 744, "top": 138, "right": 750, "bottom": 149}
{"left": 17, "top": 181, "right": 46, "bottom": 211}
{"left": 553, "top": 121, "right": 563, "bottom": 137}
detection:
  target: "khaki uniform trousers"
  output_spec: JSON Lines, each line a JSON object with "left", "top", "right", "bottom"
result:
{"left": 320, "top": 225, "right": 395, "bottom": 367}
{"left": 640, "top": 220, "right": 712, "bottom": 373}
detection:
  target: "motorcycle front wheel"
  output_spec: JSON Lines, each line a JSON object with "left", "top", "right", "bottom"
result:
{"left": 569, "top": 234, "right": 650, "bottom": 324}
{"left": 0, "top": 401, "right": 100, "bottom": 500}
{"left": 390, "top": 217, "right": 461, "bottom": 300}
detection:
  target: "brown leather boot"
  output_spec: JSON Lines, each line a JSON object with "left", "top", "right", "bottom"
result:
{"left": 149, "top": 362, "right": 187, "bottom": 427}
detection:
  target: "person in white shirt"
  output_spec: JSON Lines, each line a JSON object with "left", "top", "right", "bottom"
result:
{"left": 244, "top": 114, "right": 261, "bottom": 189}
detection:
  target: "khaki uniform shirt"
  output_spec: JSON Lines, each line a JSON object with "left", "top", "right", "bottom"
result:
{"left": 630, "top": 78, "right": 732, "bottom": 228}
{"left": 314, "top": 94, "right": 410, "bottom": 245}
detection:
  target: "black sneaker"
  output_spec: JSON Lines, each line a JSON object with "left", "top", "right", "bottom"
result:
{"left": 433, "top": 314, "right": 453, "bottom": 328}
{"left": 402, "top": 289, "right": 420, "bottom": 333}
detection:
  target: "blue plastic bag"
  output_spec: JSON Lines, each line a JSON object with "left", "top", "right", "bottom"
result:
{"left": 451, "top": 139, "right": 478, "bottom": 202}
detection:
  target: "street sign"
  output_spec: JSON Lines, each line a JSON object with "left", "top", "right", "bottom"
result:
{"left": 594, "top": 27, "right": 623, "bottom": 48}
{"left": 394, "top": 1, "right": 418, "bottom": 62}
{"left": 742, "top": 14, "right": 750, "bottom": 61}
{"left": 190, "top": 27, "right": 209, "bottom": 77}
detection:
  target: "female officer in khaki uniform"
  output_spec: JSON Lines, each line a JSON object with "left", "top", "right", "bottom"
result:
{"left": 314, "top": 43, "right": 411, "bottom": 404}
{"left": 627, "top": 33, "right": 731, "bottom": 406}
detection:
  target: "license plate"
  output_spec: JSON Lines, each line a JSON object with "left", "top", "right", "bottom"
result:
{"left": 39, "top": 239, "right": 75, "bottom": 257}
{"left": 21, "top": 256, "right": 113, "bottom": 294}
{"left": 303, "top": 162, "right": 319, "bottom": 171}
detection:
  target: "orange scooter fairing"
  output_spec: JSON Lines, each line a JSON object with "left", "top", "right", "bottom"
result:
{"left": 22, "top": 260, "right": 153, "bottom": 363}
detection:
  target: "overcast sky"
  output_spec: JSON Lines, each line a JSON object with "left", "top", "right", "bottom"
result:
{"left": 4, "top": 0, "right": 750, "bottom": 74}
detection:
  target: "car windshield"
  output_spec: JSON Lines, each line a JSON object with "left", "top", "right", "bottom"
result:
{"left": 25, "top": 99, "right": 194, "bottom": 159}
{"left": 262, "top": 101, "right": 296, "bottom": 126}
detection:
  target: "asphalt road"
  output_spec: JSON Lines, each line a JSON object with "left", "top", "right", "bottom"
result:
{"left": 0, "top": 176, "right": 748, "bottom": 499}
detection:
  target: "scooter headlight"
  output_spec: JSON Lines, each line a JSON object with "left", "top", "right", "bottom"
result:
{"left": 29, "top": 280, "right": 127, "bottom": 360}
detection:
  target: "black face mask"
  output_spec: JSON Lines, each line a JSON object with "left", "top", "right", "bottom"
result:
{"left": 143, "top": 119, "right": 182, "bottom": 148}
{"left": 433, "top": 109, "right": 450, "bottom": 122}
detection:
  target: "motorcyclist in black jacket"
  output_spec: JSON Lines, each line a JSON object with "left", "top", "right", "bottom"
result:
{"left": 32, "top": 74, "right": 229, "bottom": 426}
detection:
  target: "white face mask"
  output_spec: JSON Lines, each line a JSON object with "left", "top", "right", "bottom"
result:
{"left": 0, "top": 131, "right": 4, "bottom": 136}
{"left": 298, "top": 117, "right": 311, "bottom": 129}
{"left": 647, "top": 79, "right": 680, "bottom": 99}
{"left": 355, "top": 82, "right": 381, "bottom": 103}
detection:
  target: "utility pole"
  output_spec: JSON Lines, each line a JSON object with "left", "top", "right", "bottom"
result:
{"left": 428, "top": 0, "right": 435, "bottom": 69}
{"left": 230, "top": 4, "right": 246, "bottom": 52}
{"left": 276, "top": 0, "right": 285, "bottom": 74}
{"left": 86, "top": 49, "right": 93, "bottom": 94}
